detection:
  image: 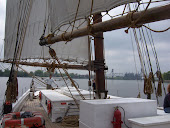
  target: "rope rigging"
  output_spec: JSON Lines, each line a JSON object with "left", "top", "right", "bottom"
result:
{"left": 129, "top": 30, "right": 141, "bottom": 98}
{"left": 140, "top": 27, "right": 160, "bottom": 104}
{"left": 49, "top": 47, "right": 85, "bottom": 99}
{"left": 5, "top": 0, "right": 33, "bottom": 104}
{"left": 126, "top": 1, "right": 169, "bottom": 105}
{"left": 144, "top": 25, "right": 166, "bottom": 96}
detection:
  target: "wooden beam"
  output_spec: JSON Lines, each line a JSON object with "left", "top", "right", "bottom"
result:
{"left": 0, "top": 60, "right": 109, "bottom": 71}
{"left": 1, "top": 60, "right": 89, "bottom": 70}
{"left": 39, "top": 4, "right": 170, "bottom": 46}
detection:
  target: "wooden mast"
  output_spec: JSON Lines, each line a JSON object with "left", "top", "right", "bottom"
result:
{"left": 93, "top": 14, "right": 107, "bottom": 99}
{"left": 39, "top": 4, "right": 170, "bottom": 46}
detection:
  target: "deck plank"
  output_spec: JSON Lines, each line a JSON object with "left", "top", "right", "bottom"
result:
{"left": 21, "top": 98, "right": 79, "bottom": 128}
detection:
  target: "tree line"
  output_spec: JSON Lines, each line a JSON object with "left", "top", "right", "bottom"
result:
{"left": 162, "top": 71, "right": 170, "bottom": 80}
{"left": 0, "top": 69, "right": 88, "bottom": 78}
{"left": 0, "top": 69, "right": 169, "bottom": 80}
{"left": 0, "top": 69, "right": 57, "bottom": 77}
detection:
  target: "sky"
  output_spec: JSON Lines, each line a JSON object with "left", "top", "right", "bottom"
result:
{"left": 0, "top": 0, "right": 170, "bottom": 76}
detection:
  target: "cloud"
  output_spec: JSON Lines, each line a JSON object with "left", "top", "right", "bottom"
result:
{"left": 103, "top": 19, "right": 170, "bottom": 73}
{"left": 0, "top": 0, "right": 6, "bottom": 23}
{"left": 0, "top": 0, "right": 6, "bottom": 44}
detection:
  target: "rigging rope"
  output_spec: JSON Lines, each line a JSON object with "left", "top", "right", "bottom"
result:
{"left": 52, "top": 63, "right": 80, "bottom": 109}
{"left": 49, "top": 47, "right": 85, "bottom": 99}
{"left": 18, "top": 66, "right": 48, "bottom": 87}
{"left": 68, "top": 0, "right": 81, "bottom": 42}
{"left": 88, "top": 35, "right": 92, "bottom": 99}
{"left": 143, "top": 25, "right": 170, "bottom": 33}
{"left": 47, "top": 47, "right": 87, "bottom": 109}
{"left": 143, "top": 25, "right": 165, "bottom": 96}
{"left": 147, "top": 27, "right": 166, "bottom": 95}
{"left": 125, "top": 0, "right": 152, "bottom": 33}
{"left": 129, "top": 29, "right": 141, "bottom": 98}
{"left": 140, "top": 27, "right": 159, "bottom": 103}
{"left": 127, "top": 3, "right": 161, "bottom": 105}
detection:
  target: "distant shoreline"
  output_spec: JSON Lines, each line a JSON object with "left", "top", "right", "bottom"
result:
{"left": 164, "top": 80, "right": 170, "bottom": 83}
{"left": 0, "top": 76, "right": 169, "bottom": 83}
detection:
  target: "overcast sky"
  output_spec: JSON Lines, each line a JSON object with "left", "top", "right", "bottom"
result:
{"left": 0, "top": 0, "right": 170, "bottom": 75}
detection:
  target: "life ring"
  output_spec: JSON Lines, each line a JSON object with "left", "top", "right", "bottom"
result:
{"left": 47, "top": 100, "right": 52, "bottom": 114}
{"left": 2, "top": 111, "right": 45, "bottom": 128}
{"left": 39, "top": 91, "right": 42, "bottom": 100}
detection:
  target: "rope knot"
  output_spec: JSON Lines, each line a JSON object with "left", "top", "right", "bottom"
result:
{"left": 87, "top": 23, "right": 93, "bottom": 35}
{"left": 47, "top": 34, "right": 54, "bottom": 44}
{"left": 61, "top": 33, "right": 72, "bottom": 43}
{"left": 125, "top": 11, "right": 142, "bottom": 34}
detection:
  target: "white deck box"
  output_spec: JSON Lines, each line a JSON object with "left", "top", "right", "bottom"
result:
{"left": 79, "top": 98, "right": 157, "bottom": 128}
{"left": 57, "top": 87, "right": 120, "bottom": 100}
{"left": 40, "top": 90, "right": 77, "bottom": 122}
{"left": 59, "top": 87, "right": 92, "bottom": 100}
{"left": 128, "top": 115, "right": 170, "bottom": 128}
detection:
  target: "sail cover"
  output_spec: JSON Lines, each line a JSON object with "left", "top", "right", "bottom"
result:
{"left": 4, "top": 0, "right": 137, "bottom": 64}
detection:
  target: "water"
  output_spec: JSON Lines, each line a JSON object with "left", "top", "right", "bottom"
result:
{"left": 75, "top": 79, "right": 169, "bottom": 107}
{"left": 0, "top": 77, "right": 169, "bottom": 112}
{"left": 0, "top": 77, "right": 32, "bottom": 112}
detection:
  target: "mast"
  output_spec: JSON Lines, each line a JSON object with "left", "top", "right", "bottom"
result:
{"left": 93, "top": 14, "right": 107, "bottom": 99}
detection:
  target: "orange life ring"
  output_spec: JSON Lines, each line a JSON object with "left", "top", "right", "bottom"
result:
{"left": 47, "top": 100, "right": 52, "bottom": 114}
{"left": 2, "top": 111, "right": 45, "bottom": 128}
{"left": 39, "top": 91, "right": 42, "bottom": 100}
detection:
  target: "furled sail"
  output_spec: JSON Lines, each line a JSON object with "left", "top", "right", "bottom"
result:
{"left": 4, "top": 0, "right": 89, "bottom": 64}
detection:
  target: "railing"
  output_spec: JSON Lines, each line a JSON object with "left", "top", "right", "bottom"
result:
{"left": 12, "top": 89, "right": 30, "bottom": 112}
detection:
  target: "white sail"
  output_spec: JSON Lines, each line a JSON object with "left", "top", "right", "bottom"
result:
{"left": 4, "top": 0, "right": 20, "bottom": 60}
{"left": 4, "top": 0, "right": 89, "bottom": 64}
{"left": 49, "top": 0, "right": 138, "bottom": 32}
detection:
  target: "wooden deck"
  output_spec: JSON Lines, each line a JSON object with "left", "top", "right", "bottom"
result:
{"left": 21, "top": 98, "right": 79, "bottom": 128}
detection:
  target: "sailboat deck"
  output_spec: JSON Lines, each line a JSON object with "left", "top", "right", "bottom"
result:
{"left": 21, "top": 98, "right": 79, "bottom": 128}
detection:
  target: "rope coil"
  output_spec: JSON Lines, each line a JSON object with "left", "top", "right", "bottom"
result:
{"left": 61, "top": 115, "right": 79, "bottom": 127}
{"left": 156, "top": 71, "right": 162, "bottom": 96}
{"left": 144, "top": 73, "right": 153, "bottom": 95}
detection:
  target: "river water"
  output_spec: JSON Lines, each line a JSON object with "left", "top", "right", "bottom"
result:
{"left": 0, "top": 77, "right": 169, "bottom": 112}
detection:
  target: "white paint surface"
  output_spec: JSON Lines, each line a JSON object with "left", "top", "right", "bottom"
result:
{"left": 79, "top": 98, "right": 157, "bottom": 128}
{"left": 40, "top": 90, "right": 77, "bottom": 122}
{"left": 128, "top": 115, "right": 170, "bottom": 128}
